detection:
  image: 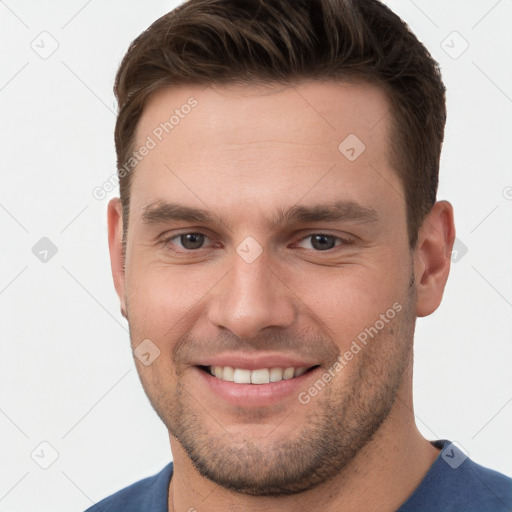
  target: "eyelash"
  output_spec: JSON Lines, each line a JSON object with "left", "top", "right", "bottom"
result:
{"left": 159, "top": 231, "right": 354, "bottom": 253}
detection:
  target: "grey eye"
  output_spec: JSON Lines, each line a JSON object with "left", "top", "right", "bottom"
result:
{"left": 296, "top": 234, "right": 344, "bottom": 251}
{"left": 179, "top": 233, "right": 205, "bottom": 249}
{"left": 309, "top": 234, "right": 337, "bottom": 251}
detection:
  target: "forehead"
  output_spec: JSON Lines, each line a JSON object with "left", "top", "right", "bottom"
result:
{"left": 137, "top": 80, "right": 391, "bottom": 154}
{"left": 129, "top": 80, "right": 401, "bottom": 227}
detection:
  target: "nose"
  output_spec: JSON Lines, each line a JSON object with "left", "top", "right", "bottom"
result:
{"left": 206, "top": 248, "right": 297, "bottom": 339}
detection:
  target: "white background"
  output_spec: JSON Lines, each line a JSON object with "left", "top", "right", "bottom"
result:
{"left": 1, "top": 1, "right": 511, "bottom": 510}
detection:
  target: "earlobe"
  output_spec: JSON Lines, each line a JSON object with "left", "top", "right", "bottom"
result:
{"left": 107, "top": 198, "right": 127, "bottom": 318}
{"left": 413, "top": 200, "right": 456, "bottom": 317}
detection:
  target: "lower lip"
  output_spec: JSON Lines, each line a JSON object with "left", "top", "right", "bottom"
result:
{"left": 193, "top": 366, "right": 320, "bottom": 407}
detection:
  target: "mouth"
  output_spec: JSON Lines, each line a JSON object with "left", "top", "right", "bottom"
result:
{"left": 197, "top": 365, "right": 321, "bottom": 384}
{"left": 193, "top": 361, "right": 324, "bottom": 407}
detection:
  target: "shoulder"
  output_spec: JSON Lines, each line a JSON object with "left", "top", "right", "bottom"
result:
{"left": 462, "top": 457, "right": 512, "bottom": 510}
{"left": 83, "top": 462, "right": 173, "bottom": 512}
{"left": 399, "top": 440, "right": 512, "bottom": 512}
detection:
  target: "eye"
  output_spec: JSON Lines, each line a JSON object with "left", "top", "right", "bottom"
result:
{"left": 296, "top": 234, "right": 349, "bottom": 251}
{"left": 163, "top": 232, "right": 212, "bottom": 251}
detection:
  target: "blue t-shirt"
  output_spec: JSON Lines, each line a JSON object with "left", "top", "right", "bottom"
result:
{"left": 85, "top": 440, "right": 512, "bottom": 511}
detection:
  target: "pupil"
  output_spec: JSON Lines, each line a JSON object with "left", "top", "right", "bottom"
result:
{"left": 181, "top": 233, "right": 204, "bottom": 249}
{"left": 312, "top": 234, "right": 335, "bottom": 251}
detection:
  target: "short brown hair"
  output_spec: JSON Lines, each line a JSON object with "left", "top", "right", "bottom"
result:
{"left": 114, "top": 0, "right": 446, "bottom": 249}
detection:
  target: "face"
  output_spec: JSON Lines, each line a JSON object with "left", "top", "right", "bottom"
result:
{"left": 112, "top": 81, "right": 420, "bottom": 495}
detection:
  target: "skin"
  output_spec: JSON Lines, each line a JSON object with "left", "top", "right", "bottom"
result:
{"left": 108, "top": 81, "right": 455, "bottom": 512}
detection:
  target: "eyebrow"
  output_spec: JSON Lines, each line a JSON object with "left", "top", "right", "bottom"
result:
{"left": 141, "top": 200, "right": 379, "bottom": 228}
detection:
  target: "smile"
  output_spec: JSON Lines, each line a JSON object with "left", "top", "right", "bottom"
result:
{"left": 200, "top": 365, "right": 319, "bottom": 384}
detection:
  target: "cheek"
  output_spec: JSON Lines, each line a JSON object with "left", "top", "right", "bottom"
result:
{"left": 125, "top": 260, "right": 215, "bottom": 340}
{"left": 286, "top": 257, "right": 410, "bottom": 346}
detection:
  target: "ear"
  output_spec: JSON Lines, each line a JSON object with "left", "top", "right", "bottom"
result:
{"left": 107, "top": 198, "right": 127, "bottom": 319}
{"left": 413, "top": 200, "right": 456, "bottom": 317}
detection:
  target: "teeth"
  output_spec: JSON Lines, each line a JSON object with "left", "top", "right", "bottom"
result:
{"left": 208, "top": 365, "right": 311, "bottom": 384}
{"left": 269, "top": 367, "right": 283, "bottom": 382}
{"left": 222, "top": 366, "right": 234, "bottom": 382}
{"left": 251, "top": 368, "right": 269, "bottom": 384}
{"left": 282, "top": 367, "right": 295, "bottom": 380}
{"left": 233, "top": 368, "right": 251, "bottom": 384}
{"left": 294, "top": 367, "right": 308, "bottom": 377}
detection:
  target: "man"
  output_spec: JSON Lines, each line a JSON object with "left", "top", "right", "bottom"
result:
{"left": 86, "top": 0, "right": 512, "bottom": 510}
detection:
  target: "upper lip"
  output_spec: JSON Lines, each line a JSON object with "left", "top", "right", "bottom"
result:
{"left": 195, "top": 352, "right": 320, "bottom": 370}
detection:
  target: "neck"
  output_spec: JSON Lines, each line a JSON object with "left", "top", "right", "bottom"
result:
{"left": 167, "top": 369, "right": 440, "bottom": 512}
